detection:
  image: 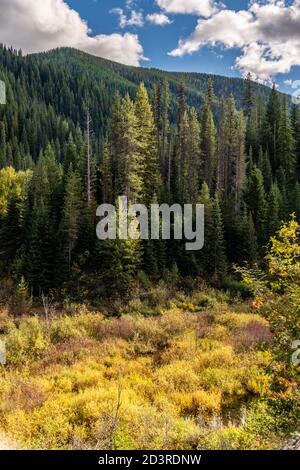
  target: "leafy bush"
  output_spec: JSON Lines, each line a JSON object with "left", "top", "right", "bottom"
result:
{"left": 222, "top": 277, "right": 252, "bottom": 300}
{"left": 5, "top": 318, "right": 49, "bottom": 364}
{"left": 0, "top": 288, "right": 292, "bottom": 450}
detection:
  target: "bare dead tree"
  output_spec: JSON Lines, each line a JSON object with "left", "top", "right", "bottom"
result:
{"left": 41, "top": 293, "right": 55, "bottom": 333}
{"left": 86, "top": 106, "right": 92, "bottom": 206}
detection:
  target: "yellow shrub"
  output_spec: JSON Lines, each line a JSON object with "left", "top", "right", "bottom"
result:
{"left": 174, "top": 390, "right": 221, "bottom": 417}
{"left": 194, "top": 345, "right": 234, "bottom": 372}
{"left": 245, "top": 366, "right": 272, "bottom": 396}
{"left": 205, "top": 324, "right": 230, "bottom": 341}
{"left": 0, "top": 295, "right": 282, "bottom": 450}
{"left": 50, "top": 316, "right": 86, "bottom": 343}
{"left": 5, "top": 318, "right": 49, "bottom": 364}
{"left": 155, "top": 361, "right": 200, "bottom": 393}
{"left": 217, "top": 312, "right": 267, "bottom": 331}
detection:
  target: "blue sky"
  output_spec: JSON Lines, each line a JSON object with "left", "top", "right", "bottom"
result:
{"left": 0, "top": 0, "right": 299, "bottom": 93}
{"left": 65, "top": 0, "right": 250, "bottom": 74}
{"left": 66, "top": 0, "right": 239, "bottom": 75}
{"left": 64, "top": 0, "right": 300, "bottom": 92}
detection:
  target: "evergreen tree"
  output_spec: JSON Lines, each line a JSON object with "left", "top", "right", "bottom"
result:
{"left": 277, "top": 97, "right": 296, "bottom": 182}
{"left": 115, "top": 94, "right": 143, "bottom": 203}
{"left": 100, "top": 142, "right": 113, "bottom": 204}
{"left": 207, "top": 78, "right": 215, "bottom": 109}
{"left": 0, "top": 122, "right": 6, "bottom": 168}
{"left": 97, "top": 198, "right": 143, "bottom": 293}
{"left": 294, "top": 182, "right": 300, "bottom": 222}
{"left": 10, "top": 276, "right": 32, "bottom": 316}
{"left": 197, "top": 182, "right": 213, "bottom": 274}
{"left": 264, "top": 83, "right": 281, "bottom": 169}
{"left": 64, "top": 134, "right": 78, "bottom": 173}
{"left": 0, "top": 196, "right": 24, "bottom": 264}
{"left": 218, "top": 95, "right": 246, "bottom": 210}
{"left": 244, "top": 72, "right": 254, "bottom": 118}
{"left": 244, "top": 166, "right": 267, "bottom": 246}
{"left": 186, "top": 107, "right": 201, "bottom": 204}
{"left": 266, "top": 182, "right": 282, "bottom": 239}
{"left": 135, "top": 83, "right": 160, "bottom": 205}
{"left": 201, "top": 89, "right": 217, "bottom": 189}
{"left": 25, "top": 145, "right": 62, "bottom": 293}
{"left": 210, "top": 196, "right": 227, "bottom": 280}
{"left": 236, "top": 209, "right": 258, "bottom": 265}
{"left": 176, "top": 81, "right": 189, "bottom": 202}
{"left": 291, "top": 103, "right": 300, "bottom": 180}
{"left": 161, "top": 79, "right": 170, "bottom": 187}
{"left": 152, "top": 82, "right": 162, "bottom": 162}
{"left": 258, "top": 147, "right": 272, "bottom": 192}
{"left": 1, "top": 42, "right": 300, "bottom": 298}
{"left": 61, "top": 168, "right": 84, "bottom": 272}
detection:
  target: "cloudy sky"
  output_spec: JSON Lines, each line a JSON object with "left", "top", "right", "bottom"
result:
{"left": 0, "top": 0, "right": 300, "bottom": 91}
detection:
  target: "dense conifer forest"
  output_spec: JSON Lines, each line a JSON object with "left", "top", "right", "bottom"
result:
{"left": 0, "top": 45, "right": 299, "bottom": 301}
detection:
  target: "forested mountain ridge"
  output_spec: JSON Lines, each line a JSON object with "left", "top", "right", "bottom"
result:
{"left": 0, "top": 44, "right": 300, "bottom": 302}
{"left": 0, "top": 44, "right": 284, "bottom": 164}
{"left": 37, "top": 47, "right": 275, "bottom": 109}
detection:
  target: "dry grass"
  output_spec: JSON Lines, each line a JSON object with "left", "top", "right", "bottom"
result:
{"left": 0, "top": 293, "right": 292, "bottom": 450}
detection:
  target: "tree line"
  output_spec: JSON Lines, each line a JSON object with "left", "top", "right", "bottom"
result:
{"left": 0, "top": 45, "right": 300, "bottom": 300}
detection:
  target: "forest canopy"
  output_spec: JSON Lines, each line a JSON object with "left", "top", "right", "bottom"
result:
{"left": 0, "top": 46, "right": 299, "bottom": 301}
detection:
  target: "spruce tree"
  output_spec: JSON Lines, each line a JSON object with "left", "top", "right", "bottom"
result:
{"left": 161, "top": 79, "right": 170, "bottom": 186}
{"left": 116, "top": 94, "right": 142, "bottom": 203}
{"left": 264, "top": 83, "right": 281, "bottom": 169}
{"left": 135, "top": 83, "right": 160, "bottom": 205}
{"left": 187, "top": 107, "right": 201, "bottom": 204}
{"left": 61, "top": 168, "right": 84, "bottom": 272}
{"left": 201, "top": 92, "right": 217, "bottom": 189}
{"left": 97, "top": 198, "right": 143, "bottom": 293}
{"left": 26, "top": 145, "right": 62, "bottom": 293}
{"left": 197, "top": 182, "right": 213, "bottom": 274}
{"left": 100, "top": 142, "right": 113, "bottom": 204}
{"left": 244, "top": 72, "right": 254, "bottom": 118}
{"left": 0, "top": 196, "right": 23, "bottom": 264}
{"left": 277, "top": 97, "right": 296, "bottom": 182}
{"left": 244, "top": 166, "right": 267, "bottom": 246}
{"left": 291, "top": 103, "right": 300, "bottom": 180}
{"left": 207, "top": 78, "right": 215, "bottom": 109}
{"left": 0, "top": 122, "right": 6, "bottom": 168}
{"left": 218, "top": 96, "right": 246, "bottom": 210}
{"left": 11, "top": 276, "right": 32, "bottom": 316}
{"left": 211, "top": 196, "right": 227, "bottom": 280}
{"left": 236, "top": 208, "right": 258, "bottom": 265}
{"left": 266, "top": 182, "right": 282, "bottom": 240}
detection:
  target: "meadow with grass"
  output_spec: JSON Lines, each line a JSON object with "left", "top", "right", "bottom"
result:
{"left": 0, "top": 221, "right": 299, "bottom": 451}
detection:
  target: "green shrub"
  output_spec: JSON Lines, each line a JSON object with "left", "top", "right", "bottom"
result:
{"left": 222, "top": 277, "right": 252, "bottom": 300}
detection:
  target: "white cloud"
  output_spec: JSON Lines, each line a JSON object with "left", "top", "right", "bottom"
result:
{"left": 156, "top": 0, "right": 220, "bottom": 17}
{"left": 169, "top": 0, "right": 300, "bottom": 80}
{"left": 146, "top": 13, "right": 172, "bottom": 25}
{"left": 0, "top": 0, "right": 146, "bottom": 66}
{"left": 111, "top": 8, "right": 144, "bottom": 28}
{"left": 126, "top": 0, "right": 137, "bottom": 7}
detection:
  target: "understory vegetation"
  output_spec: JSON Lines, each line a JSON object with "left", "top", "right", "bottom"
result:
{"left": 0, "top": 283, "right": 298, "bottom": 450}
{"left": 0, "top": 218, "right": 299, "bottom": 450}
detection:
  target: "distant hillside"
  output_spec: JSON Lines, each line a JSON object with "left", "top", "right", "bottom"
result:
{"left": 38, "top": 47, "right": 274, "bottom": 111}
{"left": 0, "top": 45, "right": 286, "bottom": 164}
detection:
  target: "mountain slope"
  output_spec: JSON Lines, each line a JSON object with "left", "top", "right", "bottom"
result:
{"left": 36, "top": 47, "right": 274, "bottom": 111}
{"left": 0, "top": 45, "right": 287, "bottom": 167}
